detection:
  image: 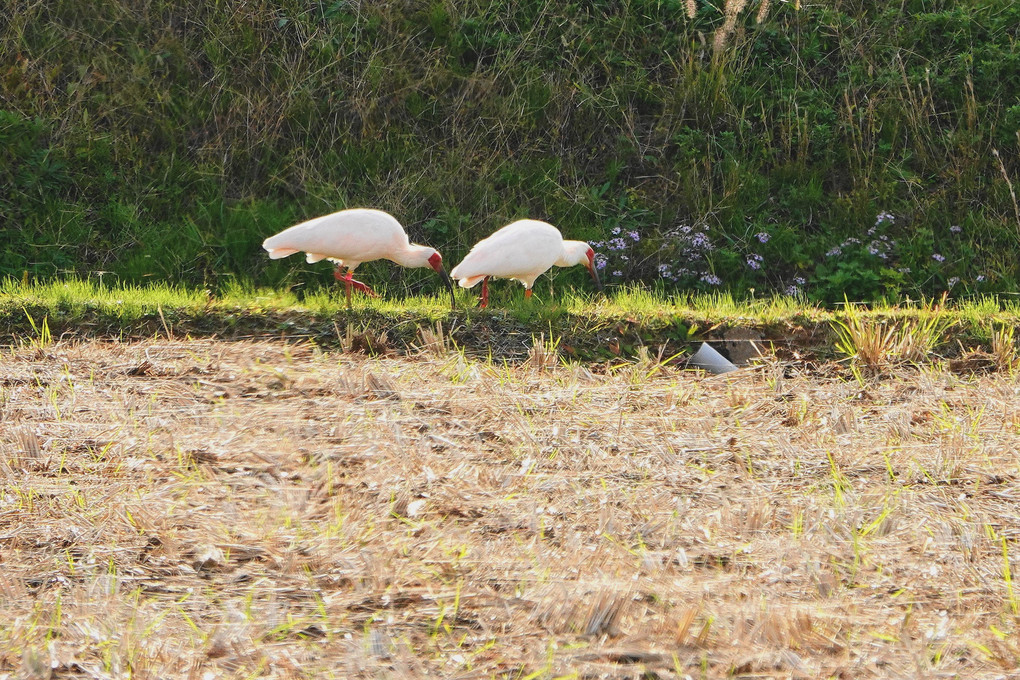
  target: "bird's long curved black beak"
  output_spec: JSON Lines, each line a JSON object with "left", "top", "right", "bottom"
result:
{"left": 438, "top": 265, "right": 456, "bottom": 309}
{"left": 586, "top": 250, "right": 604, "bottom": 293}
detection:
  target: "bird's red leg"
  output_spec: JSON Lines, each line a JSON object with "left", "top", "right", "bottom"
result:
{"left": 525, "top": 288, "right": 533, "bottom": 299}
{"left": 479, "top": 276, "right": 489, "bottom": 309}
{"left": 348, "top": 279, "right": 377, "bottom": 297}
{"left": 335, "top": 266, "right": 376, "bottom": 307}
{"left": 333, "top": 265, "right": 353, "bottom": 308}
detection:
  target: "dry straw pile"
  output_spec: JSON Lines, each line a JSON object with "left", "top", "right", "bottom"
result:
{"left": 3, "top": 337, "right": 1020, "bottom": 677}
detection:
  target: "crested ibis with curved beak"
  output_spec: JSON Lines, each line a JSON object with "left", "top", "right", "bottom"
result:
{"left": 262, "top": 208, "right": 455, "bottom": 308}
{"left": 450, "top": 219, "right": 603, "bottom": 308}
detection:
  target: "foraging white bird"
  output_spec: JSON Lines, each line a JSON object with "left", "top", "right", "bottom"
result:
{"left": 450, "top": 219, "right": 602, "bottom": 308}
{"left": 262, "top": 208, "right": 455, "bottom": 308}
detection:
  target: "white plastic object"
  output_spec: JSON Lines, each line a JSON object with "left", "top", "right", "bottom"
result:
{"left": 688, "top": 342, "right": 738, "bottom": 374}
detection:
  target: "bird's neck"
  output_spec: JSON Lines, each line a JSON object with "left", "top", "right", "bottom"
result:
{"left": 556, "top": 241, "right": 590, "bottom": 267}
{"left": 389, "top": 243, "right": 433, "bottom": 268}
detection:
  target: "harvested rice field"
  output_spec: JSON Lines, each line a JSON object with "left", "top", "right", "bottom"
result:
{"left": 3, "top": 337, "right": 1020, "bottom": 679}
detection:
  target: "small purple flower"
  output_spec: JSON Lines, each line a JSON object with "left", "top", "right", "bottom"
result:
{"left": 876, "top": 211, "right": 895, "bottom": 225}
{"left": 868, "top": 244, "right": 880, "bottom": 256}
{"left": 612, "top": 270, "right": 622, "bottom": 277}
{"left": 793, "top": 276, "right": 806, "bottom": 285}
{"left": 700, "top": 273, "right": 721, "bottom": 286}
{"left": 977, "top": 275, "right": 986, "bottom": 282}
{"left": 609, "top": 237, "right": 627, "bottom": 250}
{"left": 657, "top": 264, "right": 671, "bottom": 276}
{"left": 627, "top": 230, "right": 640, "bottom": 241}
{"left": 932, "top": 253, "right": 945, "bottom": 262}
{"left": 826, "top": 247, "right": 842, "bottom": 257}
{"left": 785, "top": 285, "right": 800, "bottom": 296}
{"left": 594, "top": 254, "right": 608, "bottom": 270}
{"left": 948, "top": 276, "right": 960, "bottom": 288}
{"left": 755, "top": 232, "right": 770, "bottom": 243}
{"left": 950, "top": 225, "right": 962, "bottom": 234}
{"left": 746, "top": 253, "right": 764, "bottom": 270}
{"left": 691, "top": 232, "right": 712, "bottom": 250}
{"left": 611, "top": 226, "right": 621, "bottom": 235}
{"left": 898, "top": 267, "right": 911, "bottom": 274}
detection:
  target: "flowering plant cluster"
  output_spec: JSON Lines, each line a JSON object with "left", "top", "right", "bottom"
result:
{"left": 590, "top": 225, "right": 643, "bottom": 281}
{"left": 809, "top": 211, "right": 991, "bottom": 301}
{"left": 735, "top": 229, "right": 808, "bottom": 296}
{"left": 825, "top": 211, "right": 897, "bottom": 261}
{"left": 655, "top": 223, "right": 721, "bottom": 287}
{"left": 810, "top": 211, "right": 907, "bottom": 301}
{"left": 584, "top": 210, "right": 991, "bottom": 302}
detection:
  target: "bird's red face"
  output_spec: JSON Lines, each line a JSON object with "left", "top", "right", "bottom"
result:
{"left": 428, "top": 252, "right": 443, "bottom": 273}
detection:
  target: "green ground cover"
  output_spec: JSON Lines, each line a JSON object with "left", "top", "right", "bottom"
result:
{"left": 3, "top": 1, "right": 1019, "bottom": 301}
{"left": 4, "top": 278, "right": 1019, "bottom": 366}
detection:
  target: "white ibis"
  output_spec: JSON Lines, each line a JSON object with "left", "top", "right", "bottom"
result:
{"left": 262, "top": 208, "right": 455, "bottom": 308}
{"left": 450, "top": 219, "right": 602, "bottom": 308}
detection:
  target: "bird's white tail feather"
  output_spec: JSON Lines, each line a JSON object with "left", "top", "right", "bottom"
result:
{"left": 265, "top": 248, "right": 299, "bottom": 259}
{"left": 457, "top": 276, "right": 485, "bottom": 289}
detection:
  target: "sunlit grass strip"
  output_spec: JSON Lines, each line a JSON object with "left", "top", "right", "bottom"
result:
{"left": 3, "top": 277, "right": 1020, "bottom": 357}
{"left": 1, "top": 279, "right": 836, "bottom": 334}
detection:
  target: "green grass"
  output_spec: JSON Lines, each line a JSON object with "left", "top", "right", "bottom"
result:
{"left": 4, "top": 277, "right": 1020, "bottom": 363}
{"left": 2, "top": 1, "right": 1019, "bottom": 300}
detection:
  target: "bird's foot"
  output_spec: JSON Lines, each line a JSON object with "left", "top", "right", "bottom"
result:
{"left": 349, "top": 279, "right": 378, "bottom": 297}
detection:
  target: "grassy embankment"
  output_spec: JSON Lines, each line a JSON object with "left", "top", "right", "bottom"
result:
{"left": 3, "top": 1, "right": 1020, "bottom": 300}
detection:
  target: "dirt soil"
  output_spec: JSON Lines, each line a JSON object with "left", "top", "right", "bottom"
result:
{"left": 3, "top": 338, "right": 1020, "bottom": 679}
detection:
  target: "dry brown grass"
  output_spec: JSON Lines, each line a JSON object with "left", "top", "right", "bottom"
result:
{"left": 3, "top": 339, "right": 1020, "bottom": 678}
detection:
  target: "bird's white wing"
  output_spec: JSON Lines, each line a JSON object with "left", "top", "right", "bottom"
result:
{"left": 451, "top": 220, "right": 563, "bottom": 283}
{"left": 262, "top": 209, "right": 408, "bottom": 264}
